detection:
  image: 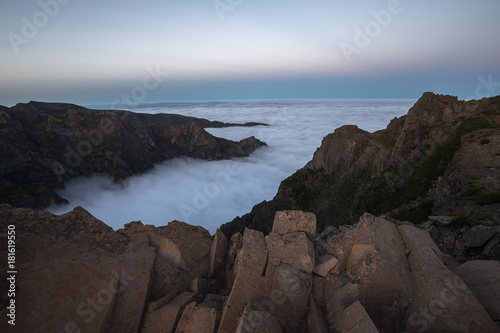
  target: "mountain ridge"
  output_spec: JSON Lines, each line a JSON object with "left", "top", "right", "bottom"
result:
{"left": 0, "top": 101, "right": 267, "bottom": 208}
{"left": 222, "top": 92, "right": 500, "bottom": 240}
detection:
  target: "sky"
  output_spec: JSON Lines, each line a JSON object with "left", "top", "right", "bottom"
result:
{"left": 1, "top": 0, "right": 500, "bottom": 106}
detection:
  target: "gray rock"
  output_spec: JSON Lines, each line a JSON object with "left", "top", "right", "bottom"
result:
{"left": 421, "top": 221, "right": 434, "bottom": 231}
{"left": 428, "top": 216, "right": 453, "bottom": 226}
{"left": 482, "top": 236, "right": 500, "bottom": 259}
{"left": 463, "top": 225, "right": 496, "bottom": 247}
{"left": 319, "top": 225, "right": 339, "bottom": 238}
{"left": 338, "top": 224, "right": 355, "bottom": 233}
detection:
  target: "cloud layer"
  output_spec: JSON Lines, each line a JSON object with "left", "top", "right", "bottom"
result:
{"left": 48, "top": 99, "right": 415, "bottom": 233}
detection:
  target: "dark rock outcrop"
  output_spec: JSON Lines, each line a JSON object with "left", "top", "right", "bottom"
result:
{"left": 0, "top": 101, "right": 266, "bottom": 208}
{"left": 222, "top": 93, "right": 500, "bottom": 239}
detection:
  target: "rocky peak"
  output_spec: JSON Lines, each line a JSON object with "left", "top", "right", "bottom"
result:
{"left": 223, "top": 92, "right": 500, "bottom": 238}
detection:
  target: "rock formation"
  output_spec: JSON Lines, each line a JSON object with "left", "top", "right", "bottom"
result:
{"left": 222, "top": 93, "right": 500, "bottom": 262}
{"left": 0, "top": 101, "right": 266, "bottom": 208}
{"left": 1, "top": 206, "right": 499, "bottom": 332}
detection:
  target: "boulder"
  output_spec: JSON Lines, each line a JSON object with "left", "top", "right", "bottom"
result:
{"left": 175, "top": 302, "right": 217, "bottom": 333}
{"left": 0, "top": 205, "right": 156, "bottom": 333}
{"left": 428, "top": 216, "right": 453, "bottom": 226}
{"left": 190, "top": 277, "right": 209, "bottom": 294}
{"left": 398, "top": 225, "right": 499, "bottom": 332}
{"left": 313, "top": 254, "right": 338, "bottom": 277}
{"left": 266, "top": 231, "right": 315, "bottom": 273}
{"left": 453, "top": 260, "right": 500, "bottom": 321}
{"left": 264, "top": 263, "right": 312, "bottom": 332}
{"left": 342, "top": 301, "right": 379, "bottom": 333}
{"left": 141, "top": 292, "right": 196, "bottom": 333}
{"left": 330, "top": 214, "right": 414, "bottom": 330}
{"left": 272, "top": 210, "right": 317, "bottom": 237}
{"left": 235, "top": 302, "right": 282, "bottom": 333}
{"left": 463, "top": 225, "right": 496, "bottom": 247}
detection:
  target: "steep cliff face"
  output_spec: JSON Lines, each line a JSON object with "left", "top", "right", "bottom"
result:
{"left": 222, "top": 93, "right": 500, "bottom": 235}
{"left": 0, "top": 101, "right": 266, "bottom": 208}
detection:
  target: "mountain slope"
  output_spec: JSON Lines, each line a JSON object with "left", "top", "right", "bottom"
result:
{"left": 0, "top": 101, "right": 266, "bottom": 208}
{"left": 222, "top": 93, "right": 500, "bottom": 235}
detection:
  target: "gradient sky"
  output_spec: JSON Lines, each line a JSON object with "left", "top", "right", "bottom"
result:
{"left": 1, "top": 0, "right": 500, "bottom": 106}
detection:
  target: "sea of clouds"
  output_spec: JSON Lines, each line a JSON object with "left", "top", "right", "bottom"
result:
{"left": 48, "top": 99, "right": 415, "bottom": 233}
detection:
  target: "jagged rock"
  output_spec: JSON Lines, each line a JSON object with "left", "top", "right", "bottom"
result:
{"left": 463, "top": 225, "right": 496, "bottom": 247}
{"left": 105, "top": 248, "right": 157, "bottom": 333}
{"left": 209, "top": 229, "right": 229, "bottom": 278}
{"left": 223, "top": 232, "right": 243, "bottom": 293}
{"left": 326, "top": 214, "right": 413, "bottom": 330}
{"left": 235, "top": 302, "right": 282, "bottom": 333}
{"left": 265, "top": 263, "right": 313, "bottom": 332}
{"left": 0, "top": 205, "right": 155, "bottom": 333}
{"left": 342, "top": 301, "right": 379, "bottom": 333}
{"left": 318, "top": 225, "right": 339, "bottom": 240}
{"left": 121, "top": 220, "right": 212, "bottom": 301}
{"left": 198, "top": 294, "right": 228, "bottom": 331}
{"left": 190, "top": 277, "right": 209, "bottom": 294}
{"left": 453, "top": 260, "right": 500, "bottom": 322}
{"left": 307, "top": 297, "right": 329, "bottom": 333}
{"left": 398, "top": 225, "right": 499, "bottom": 332}
{"left": 483, "top": 236, "right": 500, "bottom": 259}
{"left": 428, "top": 216, "right": 453, "bottom": 226}
{"left": 218, "top": 229, "right": 268, "bottom": 333}
{"left": 313, "top": 254, "right": 338, "bottom": 277}
{"left": 141, "top": 292, "right": 196, "bottom": 333}
{"left": 325, "top": 282, "right": 360, "bottom": 332}
{"left": 272, "top": 210, "right": 317, "bottom": 237}
{"left": 266, "top": 231, "right": 315, "bottom": 273}
{"left": 338, "top": 224, "right": 355, "bottom": 233}
{"left": 175, "top": 302, "right": 217, "bottom": 333}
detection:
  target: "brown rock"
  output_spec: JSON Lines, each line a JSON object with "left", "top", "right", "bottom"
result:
{"left": 325, "top": 282, "right": 360, "bottom": 332}
{"left": 218, "top": 228, "right": 268, "bottom": 333}
{"left": 329, "top": 214, "right": 413, "bottom": 330}
{"left": 313, "top": 254, "right": 339, "bottom": 277}
{"left": 175, "top": 302, "right": 217, "bottom": 333}
{"left": 453, "top": 260, "right": 500, "bottom": 321}
{"left": 399, "top": 225, "right": 499, "bottom": 332}
{"left": 105, "top": 248, "right": 157, "bottom": 333}
{"left": 142, "top": 292, "right": 196, "bottom": 333}
{"left": 235, "top": 303, "right": 282, "bottom": 333}
{"left": 342, "top": 301, "right": 379, "bottom": 333}
{"left": 266, "top": 231, "right": 315, "bottom": 273}
{"left": 209, "top": 229, "right": 229, "bottom": 278}
{"left": 191, "top": 277, "right": 209, "bottom": 294}
{"left": 307, "top": 296, "right": 329, "bottom": 333}
{"left": 0, "top": 205, "right": 155, "bottom": 333}
{"left": 265, "top": 263, "right": 312, "bottom": 332}
{"left": 272, "top": 210, "right": 317, "bottom": 237}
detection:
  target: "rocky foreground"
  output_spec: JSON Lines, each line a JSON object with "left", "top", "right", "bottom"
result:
{"left": 0, "top": 101, "right": 266, "bottom": 208}
{"left": 0, "top": 205, "right": 499, "bottom": 332}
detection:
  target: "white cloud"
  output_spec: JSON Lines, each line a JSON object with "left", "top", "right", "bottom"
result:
{"left": 48, "top": 99, "right": 415, "bottom": 233}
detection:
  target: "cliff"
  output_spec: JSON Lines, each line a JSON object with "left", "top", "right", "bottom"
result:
{"left": 222, "top": 93, "right": 500, "bottom": 245}
{"left": 0, "top": 101, "right": 266, "bottom": 208}
{"left": 1, "top": 206, "right": 498, "bottom": 332}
